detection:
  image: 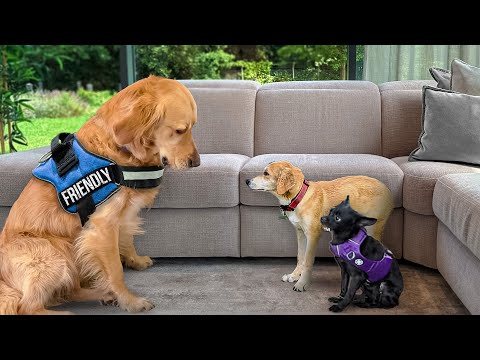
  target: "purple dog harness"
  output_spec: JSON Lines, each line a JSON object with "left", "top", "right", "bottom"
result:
{"left": 329, "top": 228, "right": 393, "bottom": 283}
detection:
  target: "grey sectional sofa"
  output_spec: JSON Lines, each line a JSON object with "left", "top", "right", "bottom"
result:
{"left": 1, "top": 79, "right": 479, "bottom": 314}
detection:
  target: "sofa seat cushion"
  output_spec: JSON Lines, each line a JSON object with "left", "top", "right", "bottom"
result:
{"left": 433, "top": 173, "right": 480, "bottom": 260}
{"left": 0, "top": 147, "right": 248, "bottom": 209}
{"left": 240, "top": 154, "right": 404, "bottom": 208}
{"left": 154, "top": 154, "right": 249, "bottom": 208}
{"left": 392, "top": 156, "right": 480, "bottom": 215}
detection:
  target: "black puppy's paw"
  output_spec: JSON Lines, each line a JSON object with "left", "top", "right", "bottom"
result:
{"left": 352, "top": 294, "right": 365, "bottom": 304}
{"left": 353, "top": 301, "right": 373, "bottom": 308}
{"left": 328, "top": 296, "right": 342, "bottom": 303}
{"left": 329, "top": 304, "right": 344, "bottom": 312}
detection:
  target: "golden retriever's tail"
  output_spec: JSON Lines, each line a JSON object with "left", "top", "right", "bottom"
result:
{"left": 0, "top": 280, "right": 21, "bottom": 315}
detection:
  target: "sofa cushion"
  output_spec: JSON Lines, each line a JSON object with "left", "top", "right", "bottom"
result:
{"left": 450, "top": 59, "right": 480, "bottom": 96}
{"left": 154, "top": 154, "right": 249, "bottom": 208}
{"left": 0, "top": 147, "right": 249, "bottom": 209}
{"left": 433, "top": 173, "right": 480, "bottom": 260}
{"left": 180, "top": 80, "right": 260, "bottom": 157}
{"left": 392, "top": 156, "right": 480, "bottom": 215}
{"left": 254, "top": 81, "right": 381, "bottom": 155}
{"left": 136, "top": 207, "right": 240, "bottom": 257}
{"left": 429, "top": 67, "right": 451, "bottom": 89}
{"left": 378, "top": 80, "right": 437, "bottom": 159}
{"left": 0, "top": 146, "right": 49, "bottom": 207}
{"left": 240, "top": 205, "right": 404, "bottom": 258}
{"left": 240, "top": 154, "right": 404, "bottom": 208}
{"left": 437, "top": 221, "right": 480, "bottom": 315}
{"left": 409, "top": 86, "right": 480, "bottom": 166}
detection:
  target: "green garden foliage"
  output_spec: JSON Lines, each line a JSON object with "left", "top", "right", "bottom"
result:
{"left": 4, "top": 45, "right": 349, "bottom": 90}
{"left": 277, "top": 45, "right": 347, "bottom": 80}
{"left": 136, "top": 45, "right": 228, "bottom": 79}
{"left": 136, "top": 45, "right": 348, "bottom": 84}
{"left": 0, "top": 46, "right": 37, "bottom": 153}
{"left": 19, "top": 45, "right": 119, "bottom": 90}
{"left": 192, "top": 50, "right": 235, "bottom": 79}
{"left": 233, "top": 60, "right": 274, "bottom": 84}
{"left": 15, "top": 115, "right": 90, "bottom": 151}
{"left": 20, "top": 89, "right": 115, "bottom": 120}
{"left": 23, "top": 91, "right": 87, "bottom": 118}
{"left": 76, "top": 88, "right": 115, "bottom": 108}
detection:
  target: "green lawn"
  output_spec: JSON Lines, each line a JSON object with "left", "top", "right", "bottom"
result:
{"left": 14, "top": 115, "right": 91, "bottom": 151}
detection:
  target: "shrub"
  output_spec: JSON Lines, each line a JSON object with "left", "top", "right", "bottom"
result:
{"left": 192, "top": 50, "right": 235, "bottom": 79}
{"left": 136, "top": 45, "right": 228, "bottom": 80}
{"left": 22, "top": 90, "right": 88, "bottom": 118}
{"left": 1, "top": 45, "right": 37, "bottom": 153}
{"left": 77, "top": 88, "right": 115, "bottom": 108}
{"left": 234, "top": 60, "right": 274, "bottom": 84}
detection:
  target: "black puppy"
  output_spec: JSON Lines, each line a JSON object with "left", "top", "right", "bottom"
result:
{"left": 320, "top": 196, "right": 403, "bottom": 312}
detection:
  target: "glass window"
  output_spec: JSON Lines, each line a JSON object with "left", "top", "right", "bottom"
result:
{"left": 135, "top": 45, "right": 349, "bottom": 83}
{"left": 0, "top": 45, "right": 119, "bottom": 153}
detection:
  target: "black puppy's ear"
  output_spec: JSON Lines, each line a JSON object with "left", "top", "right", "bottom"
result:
{"left": 345, "top": 195, "right": 350, "bottom": 204}
{"left": 357, "top": 216, "right": 377, "bottom": 227}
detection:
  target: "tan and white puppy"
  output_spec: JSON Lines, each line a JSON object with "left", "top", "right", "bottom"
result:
{"left": 246, "top": 161, "right": 394, "bottom": 292}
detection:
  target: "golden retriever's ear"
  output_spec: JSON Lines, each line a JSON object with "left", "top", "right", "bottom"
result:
{"left": 277, "top": 168, "right": 295, "bottom": 195}
{"left": 112, "top": 99, "right": 165, "bottom": 146}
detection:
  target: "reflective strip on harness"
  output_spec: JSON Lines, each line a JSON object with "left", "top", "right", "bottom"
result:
{"left": 122, "top": 168, "right": 164, "bottom": 181}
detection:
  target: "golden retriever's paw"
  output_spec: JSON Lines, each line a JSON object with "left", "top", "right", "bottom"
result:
{"left": 282, "top": 273, "right": 300, "bottom": 283}
{"left": 0, "top": 301, "right": 19, "bottom": 315}
{"left": 293, "top": 279, "right": 310, "bottom": 292}
{"left": 121, "top": 297, "right": 155, "bottom": 313}
{"left": 126, "top": 256, "right": 154, "bottom": 271}
{"left": 101, "top": 293, "right": 119, "bottom": 307}
{"left": 101, "top": 299, "right": 119, "bottom": 307}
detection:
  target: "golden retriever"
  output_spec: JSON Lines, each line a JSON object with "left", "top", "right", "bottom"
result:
{"left": 0, "top": 75, "right": 200, "bottom": 314}
{"left": 246, "top": 161, "right": 394, "bottom": 292}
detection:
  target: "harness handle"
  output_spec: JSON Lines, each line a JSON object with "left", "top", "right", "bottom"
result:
{"left": 51, "top": 133, "right": 78, "bottom": 177}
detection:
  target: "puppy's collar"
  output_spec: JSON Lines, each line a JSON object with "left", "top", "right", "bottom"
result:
{"left": 280, "top": 180, "right": 310, "bottom": 212}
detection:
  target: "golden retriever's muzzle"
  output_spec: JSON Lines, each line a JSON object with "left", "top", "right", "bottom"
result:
{"left": 189, "top": 151, "right": 201, "bottom": 168}
{"left": 162, "top": 151, "right": 200, "bottom": 168}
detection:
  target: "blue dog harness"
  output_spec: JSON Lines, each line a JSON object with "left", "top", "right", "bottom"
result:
{"left": 329, "top": 228, "right": 394, "bottom": 283}
{"left": 32, "top": 133, "right": 164, "bottom": 226}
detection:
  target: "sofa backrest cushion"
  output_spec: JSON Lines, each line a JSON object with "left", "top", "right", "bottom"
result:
{"left": 254, "top": 81, "right": 382, "bottom": 155}
{"left": 180, "top": 80, "right": 260, "bottom": 157}
{"left": 379, "top": 80, "right": 437, "bottom": 158}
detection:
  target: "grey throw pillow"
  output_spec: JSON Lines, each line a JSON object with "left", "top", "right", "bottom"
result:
{"left": 429, "top": 67, "right": 450, "bottom": 89}
{"left": 451, "top": 58, "right": 480, "bottom": 95}
{"left": 409, "top": 86, "right": 480, "bottom": 165}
